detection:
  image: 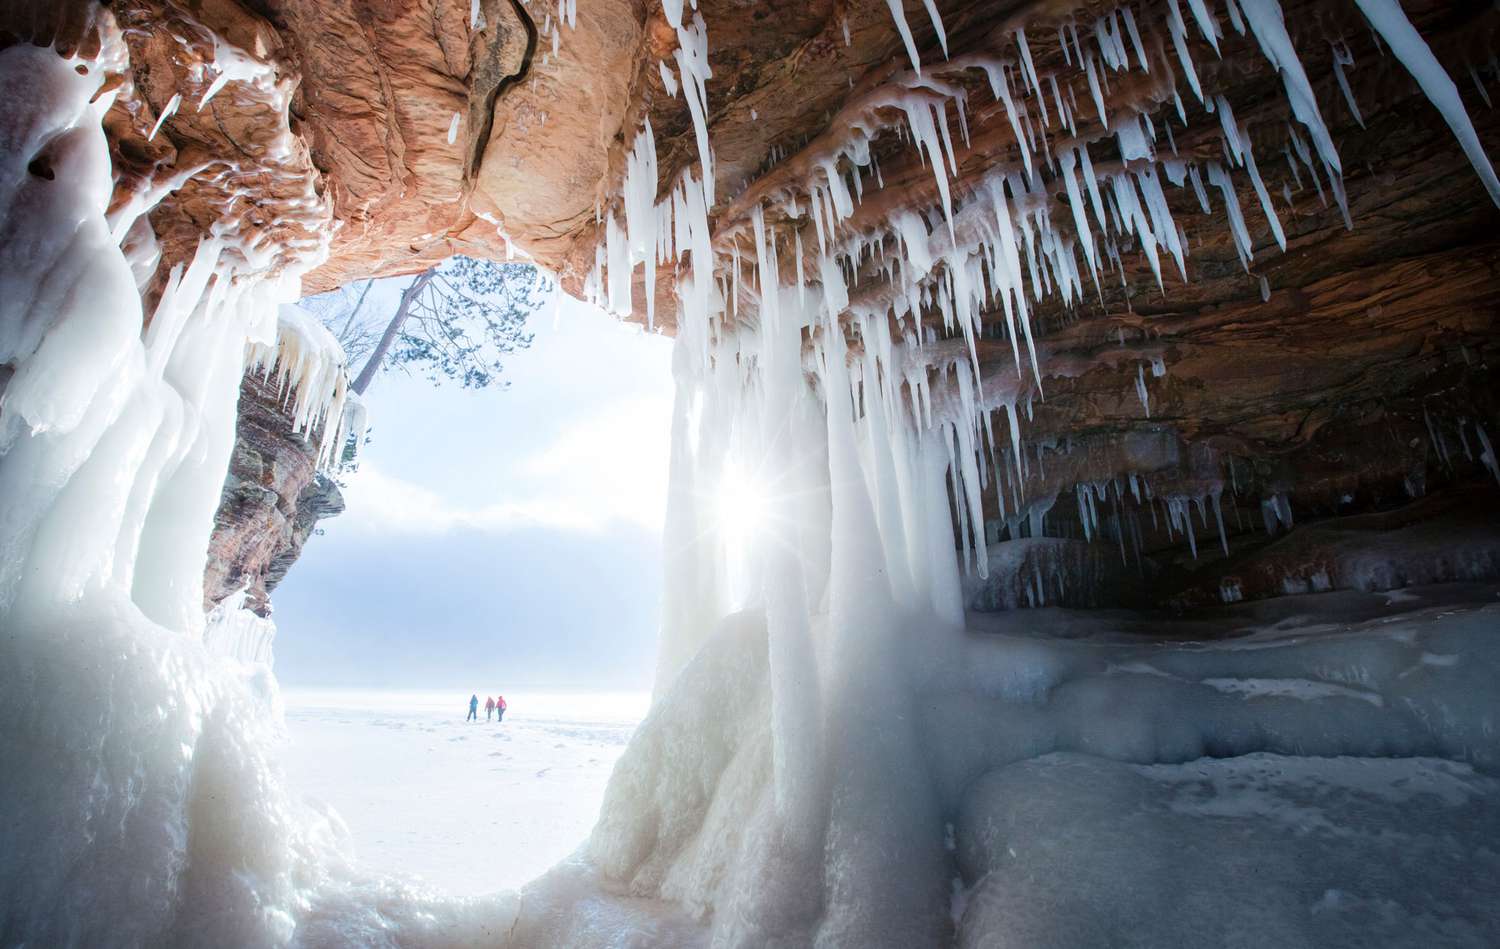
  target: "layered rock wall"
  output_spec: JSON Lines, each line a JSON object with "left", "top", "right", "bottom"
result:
{"left": 6, "top": 0, "right": 1499, "bottom": 625}
{"left": 204, "top": 372, "right": 344, "bottom": 617}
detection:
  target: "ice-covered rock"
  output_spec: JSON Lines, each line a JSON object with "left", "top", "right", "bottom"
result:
{"left": 956, "top": 751, "right": 1500, "bottom": 948}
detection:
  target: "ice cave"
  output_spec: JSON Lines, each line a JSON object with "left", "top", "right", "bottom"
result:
{"left": 2, "top": 0, "right": 1500, "bottom": 945}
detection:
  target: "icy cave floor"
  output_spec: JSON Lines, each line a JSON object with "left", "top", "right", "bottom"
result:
{"left": 506, "top": 582, "right": 1500, "bottom": 948}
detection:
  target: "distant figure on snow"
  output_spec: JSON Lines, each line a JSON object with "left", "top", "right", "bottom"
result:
{"left": 467, "top": 694, "right": 479, "bottom": 722}
{"left": 484, "top": 696, "right": 496, "bottom": 721}
{"left": 496, "top": 695, "right": 507, "bottom": 722}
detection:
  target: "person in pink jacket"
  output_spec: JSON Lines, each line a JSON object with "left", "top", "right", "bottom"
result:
{"left": 495, "top": 695, "right": 507, "bottom": 722}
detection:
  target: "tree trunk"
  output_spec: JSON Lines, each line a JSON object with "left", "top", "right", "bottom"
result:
{"left": 351, "top": 270, "right": 433, "bottom": 395}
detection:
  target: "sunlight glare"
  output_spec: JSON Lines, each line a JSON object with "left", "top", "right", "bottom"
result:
{"left": 716, "top": 463, "right": 768, "bottom": 549}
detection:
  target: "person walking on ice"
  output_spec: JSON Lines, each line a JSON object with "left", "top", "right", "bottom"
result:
{"left": 467, "top": 694, "right": 479, "bottom": 722}
{"left": 484, "top": 696, "right": 496, "bottom": 721}
{"left": 495, "top": 695, "right": 507, "bottom": 722}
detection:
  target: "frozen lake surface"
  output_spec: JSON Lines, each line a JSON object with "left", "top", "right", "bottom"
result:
{"left": 279, "top": 690, "right": 650, "bottom": 896}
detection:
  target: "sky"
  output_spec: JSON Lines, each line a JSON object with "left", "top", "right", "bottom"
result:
{"left": 270, "top": 277, "right": 674, "bottom": 691}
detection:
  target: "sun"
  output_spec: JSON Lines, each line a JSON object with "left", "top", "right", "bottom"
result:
{"left": 715, "top": 463, "right": 769, "bottom": 548}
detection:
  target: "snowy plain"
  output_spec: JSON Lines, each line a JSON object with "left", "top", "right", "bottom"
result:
{"left": 278, "top": 690, "right": 649, "bottom": 896}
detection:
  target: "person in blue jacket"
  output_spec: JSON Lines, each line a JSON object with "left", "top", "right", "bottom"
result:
{"left": 466, "top": 694, "right": 479, "bottom": 721}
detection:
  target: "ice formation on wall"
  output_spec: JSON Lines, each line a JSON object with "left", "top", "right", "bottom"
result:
{"left": 561, "top": 1, "right": 1500, "bottom": 941}
{"left": 587, "top": 0, "right": 1499, "bottom": 648}
{"left": 0, "top": 22, "right": 384, "bottom": 946}
{"left": 204, "top": 586, "right": 279, "bottom": 665}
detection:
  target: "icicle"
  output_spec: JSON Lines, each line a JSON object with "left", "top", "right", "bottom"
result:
{"left": 1206, "top": 162, "right": 1253, "bottom": 270}
{"left": 901, "top": 99, "right": 957, "bottom": 241}
{"left": 987, "top": 179, "right": 1041, "bottom": 386}
{"left": 794, "top": 227, "right": 806, "bottom": 308}
{"left": 884, "top": 0, "right": 923, "bottom": 75}
{"left": 147, "top": 93, "right": 181, "bottom": 142}
{"left": 1243, "top": 144, "right": 1287, "bottom": 251}
{"left": 1225, "top": 0, "right": 1246, "bottom": 33}
{"left": 1080, "top": 146, "right": 1116, "bottom": 236}
{"left": 1238, "top": 0, "right": 1342, "bottom": 177}
{"left": 1188, "top": 162, "right": 1212, "bottom": 212}
{"left": 1185, "top": 0, "right": 1222, "bottom": 54}
{"left": 1167, "top": 0, "right": 1206, "bottom": 103}
{"left": 1332, "top": 42, "right": 1366, "bottom": 128}
{"left": 659, "top": 61, "right": 679, "bottom": 98}
{"left": 1478, "top": 424, "right": 1500, "bottom": 485}
{"left": 1017, "top": 30, "right": 1049, "bottom": 126}
{"left": 920, "top": 0, "right": 949, "bottom": 60}
{"left": 984, "top": 66, "right": 1036, "bottom": 182}
{"left": 1059, "top": 150, "right": 1101, "bottom": 286}
{"left": 1469, "top": 62, "right": 1493, "bottom": 110}
{"left": 674, "top": 14, "right": 716, "bottom": 208}
{"left": 1084, "top": 55, "right": 1109, "bottom": 128}
{"left": 623, "top": 122, "right": 660, "bottom": 329}
{"left": 1211, "top": 490, "right": 1229, "bottom": 556}
{"left": 1353, "top": 0, "right": 1500, "bottom": 207}
{"left": 1423, "top": 408, "right": 1451, "bottom": 468}
{"left": 1121, "top": 7, "right": 1149, "bottom": 71}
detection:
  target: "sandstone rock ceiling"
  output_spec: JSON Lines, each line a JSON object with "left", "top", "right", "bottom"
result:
{"left": 4, "top": 0, "right": 1497, "bottom": 600}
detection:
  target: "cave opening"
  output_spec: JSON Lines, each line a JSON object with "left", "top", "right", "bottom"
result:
{"left": 258, "top": 279, "right": 672, "bottom": 896}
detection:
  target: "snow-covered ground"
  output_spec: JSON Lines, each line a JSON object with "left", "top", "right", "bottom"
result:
{"left": 278, "top": 690, "right": 649, "bottom": 896}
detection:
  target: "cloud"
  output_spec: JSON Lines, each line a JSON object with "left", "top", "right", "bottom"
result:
{"left": 343, "top": 395, "right": 671, "bottom": 535}
{"left": 342, "top": 466, "right": 600, "bottom": 533}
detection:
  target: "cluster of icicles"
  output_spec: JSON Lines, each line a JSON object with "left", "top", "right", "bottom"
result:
{"left": 589, "top": 0, "right": 1498, "bottom": 647}
{"left": 246, "top": 304, "right": 364, "bottom": 473}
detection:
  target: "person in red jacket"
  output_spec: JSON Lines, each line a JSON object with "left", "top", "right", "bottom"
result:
{"left": 484, "top": 696, "right": 496, "bottom": 721}
{"left": 495, "top": 695, "right": 507, "bottom": 722}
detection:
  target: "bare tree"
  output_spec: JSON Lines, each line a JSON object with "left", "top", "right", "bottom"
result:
{"left": 304, "top": 257, "right": 544, "bottom": 397}
{"left": 302, "top": 278, "right": 380, "bottom": 367}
